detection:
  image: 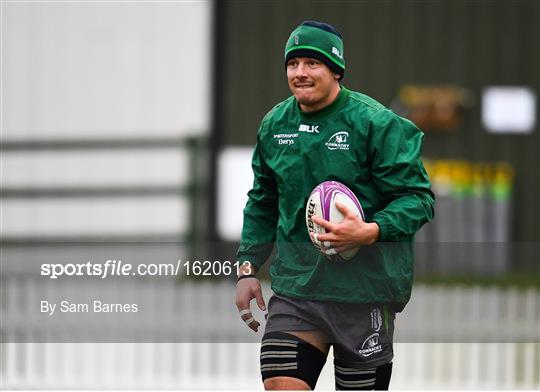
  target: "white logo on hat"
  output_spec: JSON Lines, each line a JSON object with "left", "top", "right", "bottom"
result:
{"left": 332, "top": 46, "right": 343, "bottom": 59}
{"left": 294, "top": 35, "right": 299, "bottom": 45}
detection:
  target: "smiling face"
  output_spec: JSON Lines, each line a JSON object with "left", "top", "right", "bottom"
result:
{"left": 286, "top": 57, "right": 341, "bottom": 113}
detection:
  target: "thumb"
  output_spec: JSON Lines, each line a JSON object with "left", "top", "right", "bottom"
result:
{"left": 254, "top": 287, "right": 266, "bottom": 311}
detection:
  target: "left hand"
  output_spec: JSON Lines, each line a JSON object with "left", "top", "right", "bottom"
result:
{"left": 311, "top": 201, "right": 380, "bottom": 254}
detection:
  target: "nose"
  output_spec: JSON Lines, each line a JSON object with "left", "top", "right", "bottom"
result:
{"left": 294, "top": 62, "right": 308, "bottom": 78}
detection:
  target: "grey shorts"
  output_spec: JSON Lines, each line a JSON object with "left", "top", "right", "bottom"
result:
{"left": 264, "top": 294, "right": 395, "bottom": 369}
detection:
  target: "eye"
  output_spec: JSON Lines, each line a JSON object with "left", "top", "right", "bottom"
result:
{"left": 308, "top": 59, "right": 321, "bottom": 67}
{"left": 287, "top": 59, "right": 298, "bottom": 68}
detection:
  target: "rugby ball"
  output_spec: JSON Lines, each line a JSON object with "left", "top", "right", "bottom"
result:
{"left": 305, "top": 181, "right": 365, "bottom": 261}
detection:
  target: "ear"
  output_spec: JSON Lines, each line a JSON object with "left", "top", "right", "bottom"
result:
{"left": 334, "top": 73, "right": 340, "bottom": 80}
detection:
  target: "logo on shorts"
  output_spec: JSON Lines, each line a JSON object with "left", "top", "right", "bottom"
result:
{"left": 370, "top": 308, "right": 382, "bottom": 332}
{"left": 359, "top": 333, "right": 383, "bottom": 357}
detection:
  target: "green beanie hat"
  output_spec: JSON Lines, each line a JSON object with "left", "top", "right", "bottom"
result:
{"left": 285, "top": 20, "right": 345, "bottom": 79}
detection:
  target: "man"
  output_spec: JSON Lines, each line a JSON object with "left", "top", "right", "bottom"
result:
{"left": 235, "top": 20, "right": 434, "bottom": 391}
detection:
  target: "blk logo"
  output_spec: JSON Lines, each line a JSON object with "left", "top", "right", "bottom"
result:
{"left": 299, "top": 124, "right": 319, "bottom": 133}
{"left": 332, "top": 46, "right": 343, "bottom": 59}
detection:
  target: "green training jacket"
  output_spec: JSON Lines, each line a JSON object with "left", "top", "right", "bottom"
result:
{"left": 237, "top": 86, "right": 435, "bottom": 311}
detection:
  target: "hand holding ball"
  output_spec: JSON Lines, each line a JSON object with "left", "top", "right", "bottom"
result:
{"left": 305, "top": 181, "right": 365, "bottom": 261}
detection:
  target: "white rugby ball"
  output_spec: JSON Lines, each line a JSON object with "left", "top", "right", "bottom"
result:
{"left": 305, "top": 181, "right": 365, "bottom": 261}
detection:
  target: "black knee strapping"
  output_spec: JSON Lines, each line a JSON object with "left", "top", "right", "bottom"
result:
{"left": 260, "top": 331, "right": 327, "bottom": 390}
{"left": 334, "top": 359, "right": 393, "bottom": 390}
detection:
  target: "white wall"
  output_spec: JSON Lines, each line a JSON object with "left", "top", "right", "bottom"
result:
{"left": 218, "top": 147, "right": 254, "bottom": 240}
{"left": 1, "top": 1, "right": 211, "bottom": 239}
{"left": 2, "top": 0, "right": 211, "bottom": 138}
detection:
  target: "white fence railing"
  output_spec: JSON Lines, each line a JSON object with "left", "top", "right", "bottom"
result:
{"left": 1, "top": 278, "right": 538, "bottom": 390}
